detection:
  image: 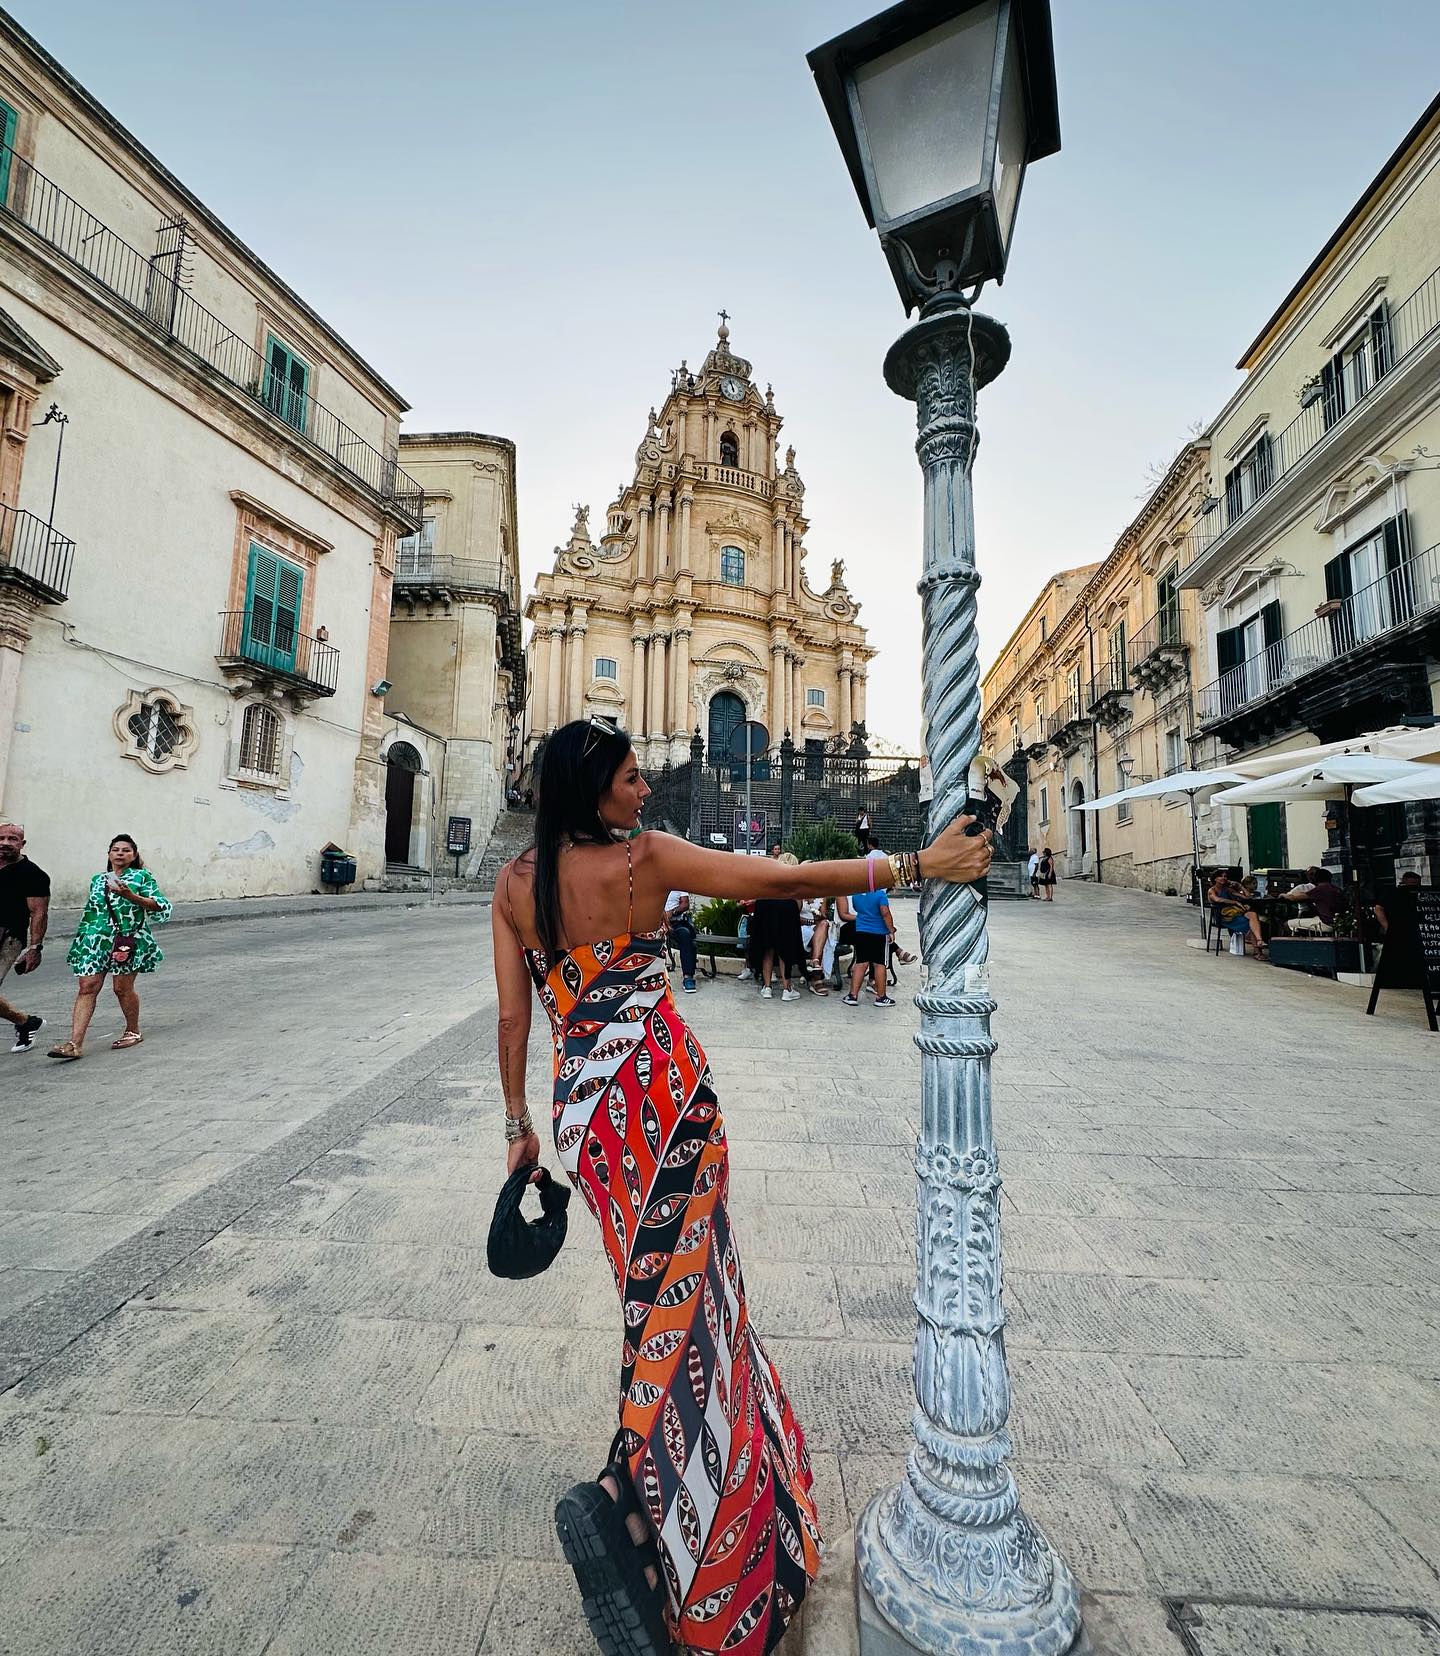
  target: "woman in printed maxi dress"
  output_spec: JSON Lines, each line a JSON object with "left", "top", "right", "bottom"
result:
{"left": 47, "top": 834, "right": 171, "bottom": 1061}
{"left": 492, "top": 720, "right": 993, "bottom": 1656}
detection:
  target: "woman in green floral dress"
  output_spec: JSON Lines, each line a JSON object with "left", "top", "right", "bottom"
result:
{"left": 47, "top": 835, "right": 171, "bottom": 1061}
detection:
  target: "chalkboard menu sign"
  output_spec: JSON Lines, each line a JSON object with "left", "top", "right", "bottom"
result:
{"left": 1367, "top": 887, "right": 1438, "bottom": 1033}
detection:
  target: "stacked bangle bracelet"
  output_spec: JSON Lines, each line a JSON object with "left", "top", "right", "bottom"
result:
{"left": 504, "top": 1110, "right": 534, "bottom": 1144}
{"left": 890, "top": 850, "right": 922, "bottom": 887}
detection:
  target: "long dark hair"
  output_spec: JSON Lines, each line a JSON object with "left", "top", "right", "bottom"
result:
{"left": 532, "top": 719, "right": 633, "bottom": 962}
{"left": 108, "top": 833, "right": 145, "bottom": 870}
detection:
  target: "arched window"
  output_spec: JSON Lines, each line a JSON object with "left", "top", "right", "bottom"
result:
{"left": 720, "top": 545, "right": 745, "bottom": 586}
{"left": 239, "top": 703, "right": 283, "bottom": 777}
{"left": 719, "top": 431, "right": 739, "bottom": 467}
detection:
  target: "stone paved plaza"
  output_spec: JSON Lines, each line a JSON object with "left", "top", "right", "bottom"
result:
{"left": 0, "top": 883, "right": 1436, "bottom": 1654}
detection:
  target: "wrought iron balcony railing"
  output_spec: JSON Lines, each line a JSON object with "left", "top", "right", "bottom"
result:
{"left": 0, "top": 142, "right": 423, "bottom": 531}
{"left": 1086, "top": 661, "right": 1131, "bottom": 709}
{"left": 217, "top": 609, "right": 339, "bottom": 697}
{"left": 1044, "top": 694, "right": 1090, "bottom": 744}
{"left": 393, "top": 553, "right": 511, "bottom": 597}
{"left": 1127, "top": 605, "right": 1185, "bottom": 671}
{"left": 1189, "top": 262, "right": 1440, "bottom": 565}
{"left": 0, "top": 504, "right": 74, "bottom": 602}
{"left": 1196, "top": 537, "right": 1440, "bottom": 725}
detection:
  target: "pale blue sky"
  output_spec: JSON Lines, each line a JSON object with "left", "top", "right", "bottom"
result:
{"left": 16, "top": 0, "right": 1440, "bottom": 746}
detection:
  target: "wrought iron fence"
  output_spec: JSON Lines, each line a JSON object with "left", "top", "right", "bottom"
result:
{"left": 0, "top": 142, "right": 423, "bottom": 530}
{"left": 1197, "top": 537, "right": 1440, "bottom": 723}
{"left": 0, "top": 504, "right": 74, "bottom": 600}
{"left": 1190, "top": 261, "right": 1440, "bottom": 563}
{"left": 217, "top": 609, "right": 339, "bottom": 696}
{"left": 644, "top": 742, "right": 928, "bottom": 853}
{"left": 1086, "top": 661, "right": 1130, "bottom": 707}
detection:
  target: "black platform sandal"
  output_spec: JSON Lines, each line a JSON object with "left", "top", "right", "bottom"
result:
{"left": 555, "top": 1440, "right": 672, "bottom": 1656}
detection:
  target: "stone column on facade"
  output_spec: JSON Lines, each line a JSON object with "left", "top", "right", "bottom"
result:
{"left": 0, "top": 587, "right": 36, "bottom": 812}
{"left": 769, "top": 639, "right": 787, "bottom": 741}
{"left": 655, "top": 492, "right": 672, "bottom": 576}
{"left": 636, "top": 501, "right": 653, "bottom": 582}
{"left": 772, "top": 513, "right": 787, "bottom": 597}
{"left": 530, "top": 626, "right": 553, "bottom": 733}
{"left": 791, "top": 654, "right": 804, "bottom": 739}
{"left": 546, "top": 612, "right": 566, "bottom": 736}
{"left": 854, "top": 669, "right": 868, "bottom": 733}
{"left": 791, "top": 534, "right": 802, "bottom": 602}
{"left": 839, "top": 651, "right": 854, "bottom": 737}
{"left": 649, "top": 624, "right": 670, "bottom": 741}
{"left": 678, "top": 490, "right": 693, "bottom": 572}
{"left": 671, "top": 618, "right": 692, "bottom": 752}
{"left": 566, "top": 606, "right": 589, "bottom": 723}
{"left": 630, "top": 623, "right": 649, "bottom": 737}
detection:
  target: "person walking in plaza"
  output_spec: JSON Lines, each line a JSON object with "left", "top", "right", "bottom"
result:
{"left": 0, "top": 822, "right": 50, "bottom": 1053}
{"left": 1027, "top": 846, "right": 1040, "bottom": 898}
{"left": 748, "top": 852, "right": 807, "bottom": 1001}
{"left": 491, "top": 715, "right": 992, "bottom": 1656}
{"left": 842, "top": 873, "right": 898, "bottom": 1008}
{"left": 47, "top": 835, "right": 171, "bottom": 1061}
{"left": 664, "top": 887, "right": 699, "bottom": 994}
{"left": 1037, "top": 845, "right": 1057, "bottom": 901}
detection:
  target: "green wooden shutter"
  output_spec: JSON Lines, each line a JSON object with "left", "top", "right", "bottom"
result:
{"left": 0, "top": 101, "right": 16, "bottom": 209}
{"left": 263, "top": 336, "right": 310, "bottom": 434}
{"left": 1216, "top": 624, "right": 1244, "bottom": 676}
{"left": 1370, "top": 303, "right": 1393, "bottom": 379}
{"left": 1383, "top": 511, "right": 1414, "bottom": 622}
{"left": 1260, "top": 601, "right": 1283, "bottom": 649}
{"left": 1320, "top": 355, "right": 1345, "bottom": 428}
{"left": 242, "top": 545, "right": 302, "bottom": 671}
{"left": 1324, "top": 551, "right": 1355, "bottom": 654}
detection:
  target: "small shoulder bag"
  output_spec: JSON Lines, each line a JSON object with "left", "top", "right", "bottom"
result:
{"left": 103, "top": 883, "right": 139, "bottom": 969}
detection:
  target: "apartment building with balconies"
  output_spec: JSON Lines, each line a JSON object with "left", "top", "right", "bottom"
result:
{"left": 981, "top": 443, "right": 1211, "bottom": 893}
{"left": 0, "top": 12, "right": 422, "bottom": 899}
{"left": 382, "top": 432, "right": 526, "bottom": 877}
{"left": 1181, "top": 93, "right": 1440, "bottom": 886}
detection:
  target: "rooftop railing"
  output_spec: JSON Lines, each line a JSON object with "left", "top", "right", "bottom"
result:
{"left": 0, "top": 504, "right": 74, "bottom": 602}
{"left": 1189, "top": 261, "right": 1440, "bottom": 565}
{"left": 0, "top": 143, "right": 423, "bottom": 530}
{"left": 1196, "top": 536, "right": 1440, "bottom": 725}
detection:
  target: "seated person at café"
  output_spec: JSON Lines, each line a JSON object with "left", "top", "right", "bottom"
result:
{"left": 664, "top": 888, "right": 699, "bottom": 994}
{"left": 1207, "top": 870, "right": 1265, "bottom": 955}
{"left": 1278, "top": 866, "right": 1347, "bottom": 933}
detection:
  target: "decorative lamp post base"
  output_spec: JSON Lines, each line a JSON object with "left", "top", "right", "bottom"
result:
{"left": 854, "top": 297, "right": 1084, "bottom": 1656}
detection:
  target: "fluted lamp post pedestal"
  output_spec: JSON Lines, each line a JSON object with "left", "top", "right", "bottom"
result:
{"left": 853, "top": 293, "right": 1080, "bottom": 1656}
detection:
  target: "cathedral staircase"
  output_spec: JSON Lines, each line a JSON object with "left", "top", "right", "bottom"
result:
{"left": 473, "top": 808, "right": 537, "bottom": 889}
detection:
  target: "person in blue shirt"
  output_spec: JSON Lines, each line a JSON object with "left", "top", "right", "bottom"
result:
{"left": 842, "top": 883, "right": 897, "bottom": 1007}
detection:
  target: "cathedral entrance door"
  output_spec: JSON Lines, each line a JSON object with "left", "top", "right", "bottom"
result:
{"left": 707, "top": 690, "right": 745, "bottom": 764}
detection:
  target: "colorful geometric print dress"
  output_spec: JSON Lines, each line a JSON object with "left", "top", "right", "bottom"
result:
{"left": 524, "top": 848, "right": 822, "bottom": 1654}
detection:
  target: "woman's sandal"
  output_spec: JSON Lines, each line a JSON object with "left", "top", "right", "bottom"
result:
{"left": 46, "top": 1041, "right": 82, "bottom": 1061}
{"left": 555, "top": 1438, "right": 672, "bottom": 1656}
{"left": 112, "top": 1031, "right": 143, "bottom": 1050}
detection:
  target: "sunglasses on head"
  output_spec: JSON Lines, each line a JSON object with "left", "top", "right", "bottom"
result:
{"left": 582, "top": 714, "right": 620, "bottom": 757}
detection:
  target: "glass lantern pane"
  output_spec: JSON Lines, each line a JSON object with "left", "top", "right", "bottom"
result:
{"left": 852, "top": 0, "right": 1000, "bottom": 224}
{"left": 994, "top": 14, "right": 1026, "bottom": 252}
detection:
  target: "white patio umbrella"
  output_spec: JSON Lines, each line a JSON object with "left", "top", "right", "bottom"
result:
{"left": 1208, "top": 754, "right": 1435, "bottom": 807}
{"left": 1353, "top": 765, "right": 1440, "bottom": 806}
{"left": 1230, "top": 724, "right": 1440, "bottom": 778}
{"left": 1074, "top": 769, "right": 1250, "bottom": 939}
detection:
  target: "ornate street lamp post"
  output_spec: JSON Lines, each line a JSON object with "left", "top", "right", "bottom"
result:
{"left": 808, "top": 6, "right": 1081, "bottom": 1653}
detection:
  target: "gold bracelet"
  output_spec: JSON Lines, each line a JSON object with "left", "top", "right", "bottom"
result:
{"left": 504, "top": 1110, "right": 534, "bottom": 1144}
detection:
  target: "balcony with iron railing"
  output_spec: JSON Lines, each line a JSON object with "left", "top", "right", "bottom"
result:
{"left": 1188, "top": 262, "right": 1440, "bottom": 568}
{"left": 1127, "top": 603, "right": 1187, "bottom": 692}
{"left": 1086, "top": 661, "right": 1132, "bottom": 727}
{"left": 1022, "top": 721, "right": 1051, "bottom": 758}
{"left": 393, "top": 553, "right": 511, "bottom": 597}
{"left": 0, "top": 504, "right": 74, "bottom": 603}
{"left": 0, "top": 142, "right": 424, "bottom": 531}
{"left": 1196, "top": 536, "right": 1440, "bottom": 729}
{"left": 216, "top": 609, "right": 339, "bottom": 699}
{"left": 1045, "top": 693, "right": 1092, "bottom": 754}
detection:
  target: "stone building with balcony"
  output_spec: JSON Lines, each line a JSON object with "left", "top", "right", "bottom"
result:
{"left": 1180, "top": 92, "right": 1440, "bottom": 885}
{"left": 981, "top": 441, "right": 1212, "bottom": 893}
{"left": 522, "top": 319, "right": 874, "bottom": 770}
{"left": 0, "top": 14, "right": 421, "bottom": 899}
{"left": 382, "top": 432, "right": 525, "bottom": 876}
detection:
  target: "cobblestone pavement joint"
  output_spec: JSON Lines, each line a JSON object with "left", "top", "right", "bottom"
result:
{"left": 0, "top": 881, "right": 1435, "bottom": 1654}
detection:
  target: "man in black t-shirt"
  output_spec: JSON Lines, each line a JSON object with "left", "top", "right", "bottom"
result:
{"left": 0, "top": 822, "right": 49, "bottom": 1053}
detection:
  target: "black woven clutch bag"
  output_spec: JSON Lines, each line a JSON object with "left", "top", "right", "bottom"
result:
{"left": 487, "top": 1163, "right": 570, "bottom": 1280}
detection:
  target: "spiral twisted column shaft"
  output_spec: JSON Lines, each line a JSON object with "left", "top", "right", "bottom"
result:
{"left": 855, "top": 302, "right": 1082, "bottom": 1656}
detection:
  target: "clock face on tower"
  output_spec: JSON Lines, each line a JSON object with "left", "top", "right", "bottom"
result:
{"left": 719, "top": 375, "right": 745, "bottom": 402}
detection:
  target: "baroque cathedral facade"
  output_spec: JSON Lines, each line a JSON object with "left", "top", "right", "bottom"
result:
{"left": 523, "top": 319, "right": 874, "bottom": 768}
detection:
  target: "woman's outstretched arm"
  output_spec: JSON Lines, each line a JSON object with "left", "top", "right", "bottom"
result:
{"left": 492, "top": 869, "right": 540, "bottom": 1176}
{"left": 643, "top": 815, "right": 992, "bottom": 904}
